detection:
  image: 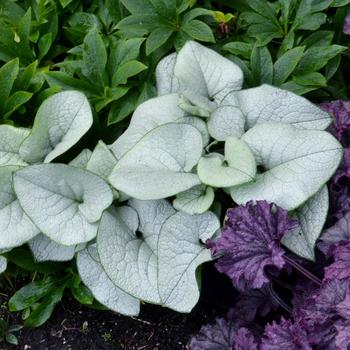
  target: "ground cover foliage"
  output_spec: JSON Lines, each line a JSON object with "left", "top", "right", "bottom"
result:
{"left": 0, "top": 0, "right": 350, "bottom": 348}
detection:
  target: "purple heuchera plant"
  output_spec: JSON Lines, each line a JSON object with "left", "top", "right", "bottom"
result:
{"left": 344, "top": 15, "right": 350, "bottom": 35}
{"left": 324, "top": 243, "right": 350, "bottom": 281}
{"left": 188, "top": 317, "right": 258, "bottom": 350}
{"left": 321, "top": 101, "right": 350, "bottom": 220}
{"left": 261, "top": 318, "right": 312, "bottom": 350}
{"left": 207, "top": 201, "right": 298, "bottom": 291}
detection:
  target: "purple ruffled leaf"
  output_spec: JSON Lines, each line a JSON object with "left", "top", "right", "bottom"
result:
{"left": 335, "top": 321, "right": 350, "bottom": 350}
{"left": 188, "top": 318, "right": 236, "bottom": 350}
{"left": 261, "top": 317, "right": 312, "bottom": 350}
{"left": 336, "top": 292, "right": 350, "bottom": 319}
{"left": 208, "top": 201, "right": 298, "bottom": 291}
{"left": 318, "top": 212, "right": 350, "bottom": 257}
{"left": 228, "top": 286, "right": 279, "bottom": 322}
{"left": 234, "top": 328, "right": 258, "bottom": 350}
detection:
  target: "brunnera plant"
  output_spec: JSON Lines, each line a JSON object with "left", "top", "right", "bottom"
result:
{"left": 0, "top": 41, "right": 343, "bottom": 318}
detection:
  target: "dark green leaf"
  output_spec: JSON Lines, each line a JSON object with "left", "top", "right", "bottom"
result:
{"left": 15, "top": 60, "right": 38, "bottom": 91}
{"left": 325, "top": 55, "right": 342, "bottom": 80}
{"left": 107, "top": 90, "right": 138, "bottom": 125}
{"left": 280, "top": 80, "right": 319, "bottom": 95}
{"left": 181, "top": 20, "right": 215, "bottom": 43}
{"left": 38, "top": 33, "right": 53, "bottom": 60}
{"left": 94, "top": 86, "right": 129, "bottom": 112}
{"left": 71, "top": 284, "right": 94, "bottom": 305}
{"left": 182, "top": 8, "right": 214, "bottom": 23}
{"left": 0, "top": 58, "right": 19, "bottom": 112}
{"left": 146, "top": 27, "right": 174, "bottom": 55}
{"left": 112, "top": 60, "right": 147, "bottom": 86}
{"left": 293, "top": 72, "right": 327, "bottom": 87}
{"left": 274, "top": 46, "right": 305, "bottom": 85}
{"left": 251, "top": 46, "right": 273, "bottom": 85}
{"left": 44, "top": 71, "right": 99, "bottom": 97}
{"left": 294, "top": 45, "right": 346, "bottom": 75}
{"left": 9, "top": 277, "right": 57, "bottom": 311}
{"left": 4, "top": 91, "right": 32, "bottom": 119}
{"left": 5, "top": 333, "right": 18, "bottom": 345}
{"left": 24, "top": 286, "right": 65, "bottom": 327}
{"left": 301, "top": 31, "right": 334, "bottom": 48}
{"left": 82, "top": 28, "right": 107, "bottom": 86}
{"left": 120, "top": 0, "right": 154, "bottom": 14}
{"left": 223, "top": 42, "right": 253, "bottom": 59}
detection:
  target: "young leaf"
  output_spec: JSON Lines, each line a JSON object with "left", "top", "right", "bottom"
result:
{"left": 198, "top": 137, "right": 256, "bottom": 188}
{"left": 230, "top": 123, "right": 342, "bottom": 210}
{"left": 282, "top": 186, "right": 328, "bottom": 261}
{"left": 173, "top": 185, "right": 215, "bottom": 215}
{"left": 14, "top": 164, "right": 113, "bottom": 245}
{"left": 77, "top": 245, "right": 140, "bottom": 316}
{"left": 109, "top": 123, "right": 203, "bottom": 200}
{"left": 19, "top": 91, "right": 93, "bottom": 163}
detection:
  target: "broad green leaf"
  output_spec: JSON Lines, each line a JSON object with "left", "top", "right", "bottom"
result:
{"left": 222, "top": 42, "right": 252, "bottom": 59}
{"left": 146, "top": 27, "right": 173, "bottom": 55}
{"left": 29, "top": 234, "right": 76, "bottom": 262}
{"left": 9, "top": 276, "right": 57, "bottom": 311}
{"left": 173, "top": 185, "right": 214, "bottom": 215}
{"left": 156, "top": 53, "right": 179, "bottom": 95}
{"left": 109, "top": 94, "right": 208, "bottom": 159}
{"left": 77, "top": 245, "right": 140, "bottom": 315}
{"left": 0, "top": 125, "right": 29, "bottom": 166}
{"left": 181, "top": 20, "right": 215, "bottom": 43}
{"left": 120, "top": 0, "right": 154, "bottom": 13}
{"left": 97, "top": 200, "right": 219, "bottom": 312}
{"left": 235, "top": 84, "right": 332, "bottom": 130}
{"left": 207, "top": 105, "right": 245, "bottom": 141}
{"left": 14, "top": 164, "right": 113, "bottom": 245}
{"left": 109, "top": 123, "right": 202, "bottom": 199}
{"left": 294, "top": 45, "right": 346, "bottom": 75}
{"left": 198, "top": 137, "right": 256, "bottom": 188}
{"left": 273, "top": 47, "right": 305, "bottom": 85}
{"left": 19, "top": 91, "right": 93, "bottom": 163}
{"left": 0, "top": 58, "right": 19, "bottom": 113}
{"left": 24, "top": 285, "right": 65, "bottom": 327}
{"left": 251, "top": 46, "right": 273, "bottom": 85}
{"left": 112, "top": 60, "right": 147, "bottom": 86}
{"left": 0, "top": 256, "right": 7, "bottom": 274}
{"left": 44, "top": 71, "right": 99, "bottom": 97}
{"left": 82, "top": 28, "right": 107, "bottom": 86}
{"left": 230, "top": 123, "right": 342, "bottom": 210}
{"left": 282, "top": 186, "right": 328, "bottom": 261}
{"left": 293, "top": 72, "right": 327, "bottom": 87}
{"left": 174, "top": 41, "right": 243, "bottom": 111}
{"left": 69, "top": 149, "right": 92, "bottom": 169}
{"left": 0, "top": 166, "right": 39, "bottom": 249}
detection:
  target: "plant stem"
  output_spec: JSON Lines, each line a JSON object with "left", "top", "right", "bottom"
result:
{"left": 284, "top": 255, "right": 322, "bottom": 286}
{"left": 268, "top": 284, "right": 292, "bottom": 314}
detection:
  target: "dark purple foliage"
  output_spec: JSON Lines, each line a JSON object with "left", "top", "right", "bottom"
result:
{"left": 188, "top": 317, "right": 258, "bottom": 350}
{"left": 318, "top": 212, "right": 350, "bottom": 257}
{"left": 228, "top": 286, "right": 279, "bottom": 322}
{"left": 324, "top": 243, "right": 350, "bottom": 281}
{"left": 344, "top": 15, "right": 350, "bottom": 35}
{"left": 261, "top": 318, "right": 312, "bottom": 350}
{"left": 207, "top": 201, "right": 298, "bottom": 291}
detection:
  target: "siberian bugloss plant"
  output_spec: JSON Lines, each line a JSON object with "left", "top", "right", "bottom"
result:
{"left": 0, "top": 42, "right": 343, "bottom": 326}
